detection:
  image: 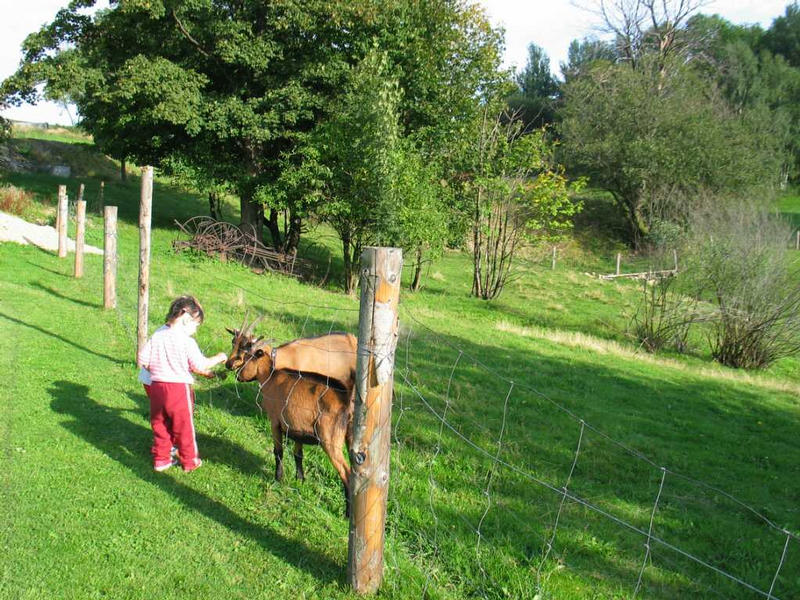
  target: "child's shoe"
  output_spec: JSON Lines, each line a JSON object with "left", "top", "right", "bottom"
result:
{"left": 154, "top": 460, "right": 174, "bottom": 472}
{"left": 183, "top": 458, "right": 203, "bottom": 473}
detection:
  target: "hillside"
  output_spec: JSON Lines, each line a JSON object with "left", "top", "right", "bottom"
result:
{"left": 1, "top": 130, "right": 799, "bottom": 599}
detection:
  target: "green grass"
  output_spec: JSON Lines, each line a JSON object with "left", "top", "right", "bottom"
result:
{"left": 779, "top": 187, "right": 800, "bottom": 231}
{"left": 2, "top": 136, "right": 800, "bottom": 599}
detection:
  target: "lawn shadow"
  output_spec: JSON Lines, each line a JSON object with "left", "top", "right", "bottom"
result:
{"left": 0, "top": 310, "right": 126, "bottom": 365}
{"left": 50, "top": 380, "right": 345, "bottom": 585}
{"left": 125, "top": 389, "right": 266, "bottom": 477}
{"left": 32, "top": 281, "right": 102, "bottom": 309}
{"left": 25, "top": 257, "right": 71, "bottom": 277}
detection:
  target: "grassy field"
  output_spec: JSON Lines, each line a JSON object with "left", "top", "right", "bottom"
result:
{"left": 2, "top": 131, "right": 800, "bottom": 599}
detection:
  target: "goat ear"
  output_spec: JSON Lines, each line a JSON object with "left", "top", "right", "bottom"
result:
{"left": 225, "top": 327, "right": 236, "bottom": 336}
{"left": 254, "top": 348, "right": 265, "bottom": 358}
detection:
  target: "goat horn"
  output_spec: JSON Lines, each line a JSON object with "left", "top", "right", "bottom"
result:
{"left": 244, "top": 313, "right": 264, "bottom": 338}
{"left": 239, "top": 309, "right": 250, "bottom": 338}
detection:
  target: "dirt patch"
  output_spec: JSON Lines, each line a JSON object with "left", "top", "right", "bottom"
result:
{"left": 0, "top": 210, "right": 102, "bottom": 254}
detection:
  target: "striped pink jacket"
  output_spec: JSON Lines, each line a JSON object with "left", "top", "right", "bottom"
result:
{"left": 137, "top": 325, "right": 207, "bottom": 384}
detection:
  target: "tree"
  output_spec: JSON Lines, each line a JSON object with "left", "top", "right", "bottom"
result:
{"left": 464, "top": 107, "right": 580, "bottom": 300}
{"left": 4, "top": 0, "right": 505, "bottom": 257}
{"left": 383, "top": 140, "right": 451, "bottom": 292}
{"left": 760, "top": 1, "right": 800, "bottom": 67}
{"left": 560, "top": 37, "right": 617, "bottom": 82}
{"left": 594, "top": 0, "right": 707, "bottom": 78}
{"left": 560, "top": 59, "right": 783, "bottom": 246}
{"left": 315, "top": 50, "right": 401, "bottom": 295}
{"left": 507, "top": 43, "right": 559, "bottom": 130}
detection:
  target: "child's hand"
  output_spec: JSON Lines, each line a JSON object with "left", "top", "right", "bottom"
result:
{"left": 214, "top": 352, "right": 227, "bottom": 365}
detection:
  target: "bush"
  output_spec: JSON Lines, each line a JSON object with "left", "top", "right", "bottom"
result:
{"left": 630, "top": 274, "right": 695, "bottom": 353}
{"left": 0, "top": 185, "right": 34, "bottom": 216}
{"left": 683, "top": 201, "right": 800, "bottom": 369}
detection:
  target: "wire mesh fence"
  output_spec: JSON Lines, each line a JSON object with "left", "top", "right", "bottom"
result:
{"left": 105, "top": 240, "right": 800, "bottom": 599}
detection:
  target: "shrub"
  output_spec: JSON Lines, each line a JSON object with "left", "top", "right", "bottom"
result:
{"left": 0, "top": 185, "right": 34, "bottom": 216}
{"left": 683, "top": 201, "right": 800, "bottom": 369}
{"left": 630, "top": 274, "right": 696, "bottom": 353}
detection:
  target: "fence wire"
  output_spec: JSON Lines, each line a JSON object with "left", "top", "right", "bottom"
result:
{"left": 106, "top": 242, "right": 799, "bottom": 599}
{"left": 392, "top": 303, "right": 799, "bottom": 599}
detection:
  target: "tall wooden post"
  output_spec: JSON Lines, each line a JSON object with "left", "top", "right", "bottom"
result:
{"left": 551, "top": 246, "right": 557, "bottom": 270}
{"left": 77, "top": 183, "right": 85, "bottom": 204}
{"left": 673, "top": 249, "right": 678, "bottom": 272}
{"left": 796, "top": 230, "right": 799, "bottom": 251}
{"left": 348, "top": 247, "right": 402, "bottom": 595}
{"left": 98, "top": 181, "right": 105, "bottom": 213}
{"left": 74, "top": 200, "right": 86, "bottom": 278}
{"left": 616, "top": 252, "right": 621, "bottom": 276}
{"left": 57, "top": 185, "right": 68, "bottom": 257}
{"left": 103, "top": 206, "right": 118, "bottom": 309}
{"left": 138, "top": 167, "right": 154, "bottom": 358}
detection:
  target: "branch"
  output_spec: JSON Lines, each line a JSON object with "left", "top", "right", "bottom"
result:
{"left": 172, "top": 9, "right": 210, "bottom": 58}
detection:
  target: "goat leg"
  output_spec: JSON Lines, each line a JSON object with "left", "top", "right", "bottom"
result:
{"left": 293, "top": 442, "right": 305, "bottom": 482}
{"left": 272, "top": 423, "right": 284, "bottom": 481}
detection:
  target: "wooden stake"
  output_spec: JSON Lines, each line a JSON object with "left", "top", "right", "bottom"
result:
{"left": 57, "top": 185, "right": 68, "bottom": 258}
{"left": 348, "top": 247, "right": 402, "bottom": 595}
{"left": 74, "top": 200, "right": 86, "bottom": 278}
{"left": 98, "top": 181, "right": 105, "bottom": 213}
{"left": 796, "top": 230, "right": 799, "bottom": 251}
{"left": 138, "top": 166, "right": 154, "bottom": 359}
{"left": 616, "top": 252, "right": 621, "bottom": 276}
{"left": 103, "top": 206, "right": 118, "bottom": 309}
{"left": 77, "top": 182, "right": 85, "bottom": 204}
{"left": 673, "top": 249, "right": 678, "bottom": 271}
{"left": 551, "top": 246, "right": 557, "bottom": 270}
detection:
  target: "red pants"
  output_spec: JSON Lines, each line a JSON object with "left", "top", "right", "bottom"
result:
{"left": 146, "top": 382, "right": 200, "bottom": 470}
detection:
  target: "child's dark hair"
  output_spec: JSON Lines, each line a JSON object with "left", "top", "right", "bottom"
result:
{"left": 166, "top": 295, "right": 205, "bottom": 324}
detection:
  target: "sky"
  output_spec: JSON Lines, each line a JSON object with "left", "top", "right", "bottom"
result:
{"left": 0, "top": 0, "right": 793, "bottom": 126}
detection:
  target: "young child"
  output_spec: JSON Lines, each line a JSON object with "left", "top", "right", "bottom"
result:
{"left": 137, "top": 296, "right": 227, "bottom": 472}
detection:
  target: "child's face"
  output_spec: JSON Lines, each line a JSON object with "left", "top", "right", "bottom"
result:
{"left": 177, "top": 312, "right": 202, "bottom": 336}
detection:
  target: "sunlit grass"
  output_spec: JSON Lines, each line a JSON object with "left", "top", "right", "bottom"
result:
{"left": 2, "top": 132, "right": 800, "bottom": 599}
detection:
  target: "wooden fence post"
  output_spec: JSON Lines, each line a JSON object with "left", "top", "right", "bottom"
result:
{"left": 57, "top": 185, "right": 68, "bottom": 258}
{"left": 551, "top": 246, "right": 557, "bottom": 271}
{"left": 138, "top": 167, "right": 154, "bottom": 359}
{"left": 616, "top": 252, "right": 621, "bottom": 276}
{"left": 77, "top": 183, "right": 85, "bottom": 204}
{"left": 673, "top": 249, "right": 678, "bottom": 272}
{"left": 348, "top": 247, "right": 402, "bottom": 595}
{"left": 74, "top": 200, "right": 86, "bottom": 278}
{"left": 103, "top": 206, "right": 118, "bottom": 309}
{"left": 98, "top": 181, "right": 105, "bottom": 213}
{"left": 796, "top": 230, "right": 799, "bottom": 251}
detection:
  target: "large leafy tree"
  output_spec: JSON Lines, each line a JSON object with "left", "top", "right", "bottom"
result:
{"left": 560, "top": 59, "right": 784, "bottom": 246}
{"left": 3, "top": 0, "right": 504, "bottom": 256}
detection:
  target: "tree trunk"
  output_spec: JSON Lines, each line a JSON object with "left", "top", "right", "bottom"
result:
{"left": 239, "top": 192, "right": 265, "bottom": 244}
{"left": 410, "top": 246, "right": 423, "bottom": 292}
{"left": 266, "top": 209, "right": 283, "bottom": 251}
{"left": 208, "top": 192, "right": 222, "bottom": 220}
{"left": 120, "top": 159, "right": 127, "bottom": 182}
{"left": 342, "top": 231, "right": 354, "bottom": 295}
{"left": 285, "top": 210, "right": 302, "bottom": 256}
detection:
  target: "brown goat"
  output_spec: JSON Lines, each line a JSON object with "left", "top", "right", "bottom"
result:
{"left": 270, "top": 332, "right": 357, "bottom": 389}
{"left": 225, "top": 321, "right": 354, "bottom": 516}
{"left": 224, "top": 326, "right": 357, "bottom": 389}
